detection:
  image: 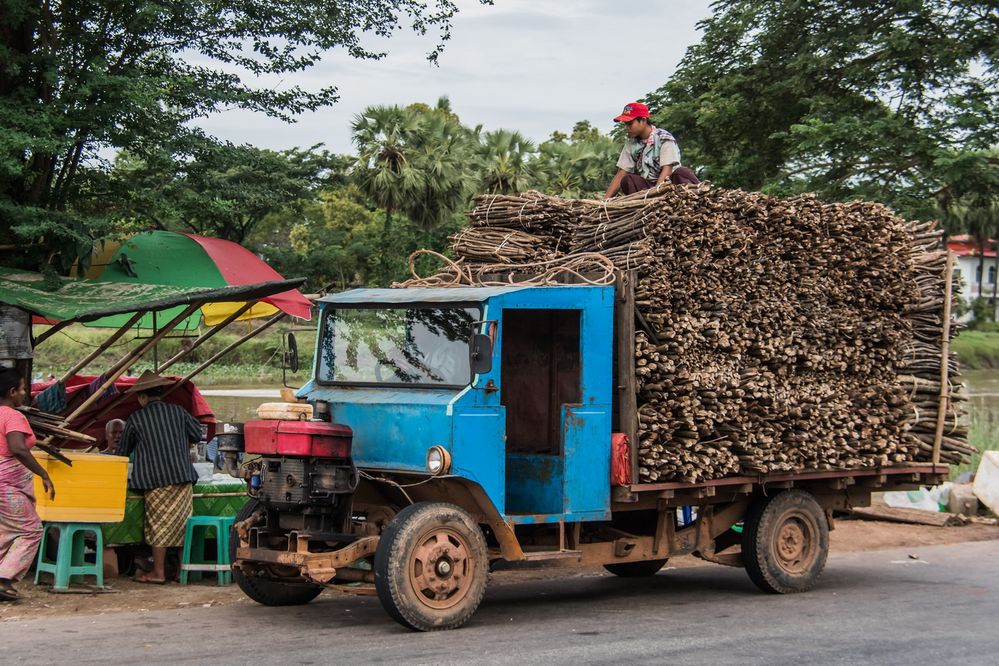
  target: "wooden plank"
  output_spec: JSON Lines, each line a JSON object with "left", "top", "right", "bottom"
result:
{"left": 614, "top": 269, "right": 639, "bottom": 484}
{"left": 627, "top": 464, "right": 951, "bottom": 494}
{"left": 851, "top": 505, "right": 965, "bottom": 527}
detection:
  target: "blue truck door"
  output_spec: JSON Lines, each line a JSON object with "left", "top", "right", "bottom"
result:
{"left": 562, "top": 403, "right": 611, "bottom": 519}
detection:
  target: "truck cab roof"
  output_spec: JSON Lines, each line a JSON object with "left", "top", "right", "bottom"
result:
{"left": 318, "top": 286, "right": 530, "bottom": 305}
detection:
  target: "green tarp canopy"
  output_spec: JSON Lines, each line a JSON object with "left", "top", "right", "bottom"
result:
{"left": 0, "top": 266, "right": 306, "bottom": 326}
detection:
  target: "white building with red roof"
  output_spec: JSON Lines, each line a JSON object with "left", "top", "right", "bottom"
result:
{"left": 947, "top": 234, "right": 998, "bottom": 318}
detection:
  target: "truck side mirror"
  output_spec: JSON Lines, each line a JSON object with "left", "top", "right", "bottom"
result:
{"left": 469, "top": 333, "right": 493, "bottom": 375}
{"left": 287, "top": 332, "right": 300, "bottom": 373}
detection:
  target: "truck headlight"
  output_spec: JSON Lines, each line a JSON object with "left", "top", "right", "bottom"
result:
{"left": 426, "top": 446, "right": 451, "bottom": 475}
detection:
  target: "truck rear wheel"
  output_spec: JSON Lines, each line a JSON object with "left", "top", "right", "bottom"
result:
{"left": 742, "top": 490, "right": 828, "bottom": 594}
{"left": 230, "top": 499, "right": 323, "bottom": 606}
{"left": 374, "top": 502, "right": 488, "bottom": 631}
{"left": 603, "top": 559, "right": 669, "bottom": 577}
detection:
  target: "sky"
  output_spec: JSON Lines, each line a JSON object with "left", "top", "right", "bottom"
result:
{"left": 194, "top": 0, "right": 715, "bottom": 154}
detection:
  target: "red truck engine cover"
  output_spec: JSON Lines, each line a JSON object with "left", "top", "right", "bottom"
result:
{"left": 244, "top": 420, "right": 353, "bottom": 458}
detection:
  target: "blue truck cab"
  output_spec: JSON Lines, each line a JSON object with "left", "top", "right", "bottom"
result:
{"left": 301, "top": 285, "right": 616, "bottom": 525}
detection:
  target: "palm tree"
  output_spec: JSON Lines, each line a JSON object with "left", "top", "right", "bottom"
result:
{"left": 409, "top": 111, "right": 476, "bottom": 231}
{"left": 532, "top": 136, "right": 618, "bottom": 199}
{"left": 477, "top": 129, "right": 536, "bottom": 194}
{"left": 351, "top": 100, "right": 475, "bottom": 283}
{"left": 352, "top": 105, "right": 424, "bottom": 283}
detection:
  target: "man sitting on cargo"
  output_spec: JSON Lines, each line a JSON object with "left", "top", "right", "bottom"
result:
{"left": 118, "top": 371, "right": 201, "bottom": 584}
{"left": 604, "top": 101, "right": 699, "bottom": 199}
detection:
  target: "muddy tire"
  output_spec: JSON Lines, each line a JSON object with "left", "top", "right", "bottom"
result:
{"left": 230, "top": 499, "right": 323, "bottom": 606}
{"left": 603, "top": 559, "right": 669, "bottom": 577}
{"left": 742, "top": 490, "right": 829, "bottom": 594}
{"left": 374, "top": 502, "right": 488, "bottom": 631}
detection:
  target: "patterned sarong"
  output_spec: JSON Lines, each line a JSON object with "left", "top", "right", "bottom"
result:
{"left": 144, "top": 483, "right": 192, "bottom": 547}
{"left": 0, "top": 457, "right": 42, "bottom": 582}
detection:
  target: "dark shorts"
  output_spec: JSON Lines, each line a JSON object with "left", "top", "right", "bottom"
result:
{"left": 621, "top": 167, "right": 700, "bottom": 194}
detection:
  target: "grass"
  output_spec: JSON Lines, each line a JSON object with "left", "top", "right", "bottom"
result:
{"left": 32, "top": 323, "right": 316, "bottom": 384}
{"left": 952, "top": 409, "right": 999, "bottom": 481}
{"left": 951, "top": 330, "right": 999, "bottom": 370}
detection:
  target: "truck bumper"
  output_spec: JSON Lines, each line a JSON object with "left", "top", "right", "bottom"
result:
{"left": 234, "top": 528, "right": 379, "bottom": 585}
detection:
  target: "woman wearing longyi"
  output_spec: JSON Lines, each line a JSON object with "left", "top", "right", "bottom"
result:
{"left": 0, "top": 367, "right": 56, "bottom": 601}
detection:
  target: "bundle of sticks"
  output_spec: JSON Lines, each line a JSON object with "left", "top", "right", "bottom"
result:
{"left": 18, "top": 406, "right": 96, "bottom": 444}
{"left": 897, "top": 223, "right": 970, "bottom": 465}
{"left": 422, "top": 184, "right": 969, "bottom": 482}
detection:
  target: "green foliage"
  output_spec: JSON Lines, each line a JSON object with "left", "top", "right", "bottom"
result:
{"left": 648, "top": 0, "right": 999, "bottom": 217}
{"left": 476, "top": 129, "right": 535, "bottom": 194}
{"left": 351, "top": 98, "right": 476, "bottom": 229}
{"left": 970, "top": 297, "right": 997, "bottom": 327}
{"left": 532, "top": 129, "right": 618, "bottom": 198}
{"left": 112, "top": 142, "right": 344, "bottom": 243}
{"left": 1, "top": 0, "right": 486, "bottom": 269}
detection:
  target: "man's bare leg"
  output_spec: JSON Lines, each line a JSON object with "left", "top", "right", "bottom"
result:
{"left": 136, "top": 546, "right": 167, "bottom": 582}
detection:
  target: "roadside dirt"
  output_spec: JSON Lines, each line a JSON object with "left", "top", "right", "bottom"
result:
{"left": 2, "top": 518, "right": 997, "bottom": 622}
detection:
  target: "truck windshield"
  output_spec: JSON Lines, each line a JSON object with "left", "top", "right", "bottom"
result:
{"left": 316, "top": 306, "right": 479, "bottom": 387}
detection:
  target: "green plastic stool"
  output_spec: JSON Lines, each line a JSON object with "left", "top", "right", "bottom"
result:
{"left": 34, "top": 522, "right": 104, "bottom": 591}
{"left": 180, "top": 516, "right": 235, "bottom": 585}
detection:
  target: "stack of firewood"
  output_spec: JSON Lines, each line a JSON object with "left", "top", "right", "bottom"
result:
{"left": 435, "top": 184, "right": 967, "bottom": 481}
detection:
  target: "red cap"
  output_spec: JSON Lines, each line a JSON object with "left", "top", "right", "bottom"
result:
{"left": 614, "top": 102, "right": 650, "bottom": 123}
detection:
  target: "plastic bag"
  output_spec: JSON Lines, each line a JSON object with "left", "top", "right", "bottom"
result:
{"left": 883, "top": 483, "right": 952, "bottom": 512}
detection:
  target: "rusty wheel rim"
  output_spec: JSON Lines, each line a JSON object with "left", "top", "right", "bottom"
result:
{"left": 408, "top": 527, "right": 475, "bottom": 610}
{"left": 771, "top": 509, "right": 818, "bottom": 575}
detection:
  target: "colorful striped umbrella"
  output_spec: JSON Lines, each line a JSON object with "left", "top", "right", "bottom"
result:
{"left": 80, "top": 231, "right": 311, "bottom": 330}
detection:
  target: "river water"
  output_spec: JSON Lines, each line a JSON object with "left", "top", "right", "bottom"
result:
{"left": 200, "top": 371, "right": 999, "bottom": 429}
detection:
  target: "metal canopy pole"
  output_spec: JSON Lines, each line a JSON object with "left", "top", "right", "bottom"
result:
{"left": 56, "top": 311, "right": 146, "bottom": 384}
{"left": 163, "top": 312, "right": 286, "bottom": 398}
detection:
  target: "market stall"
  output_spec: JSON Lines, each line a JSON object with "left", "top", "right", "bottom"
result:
{"left": 1, "top": 265, "right": 308, "bottom": 577}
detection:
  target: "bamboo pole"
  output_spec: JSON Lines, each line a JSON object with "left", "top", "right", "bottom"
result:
{"left": 931, "top": 250, "right": 954, "bottom": 466}
{"left": 158, "top": 301, "right": 256, "bottom": 372}
{"left": 34, "top": 320, "right": 73, "bottom": 346}
{"left": 56, "top": 311, "right": 146, "bottom": 383}
{"left": 162, "top": 312, "right": 286, "bottom": 398}
{"left": 59, "top": 303, "right": 202, "bottom": 426}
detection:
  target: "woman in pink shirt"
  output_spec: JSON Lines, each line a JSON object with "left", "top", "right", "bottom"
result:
{"left": 0, "top": 367, "right": 56, "bottom": 601}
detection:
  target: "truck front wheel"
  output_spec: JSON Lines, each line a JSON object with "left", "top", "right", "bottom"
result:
{"left": 230, "top": 499, "right": 323, "bottom": 606}
{"left": 742, "top": 490, "right": 828, "bottom": 594}
{"left": 374, "top": 502, "right": 488, "bottom": 631}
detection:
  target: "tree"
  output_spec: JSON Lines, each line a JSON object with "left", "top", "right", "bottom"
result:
{"left": 647, "top": 0, "right": 998, "bottom": 216}
{"left": 351, "top": 98, "right": 474, "bottom": 283}
{"left": 113, "top": 143, "right": 344, "bottom": 243}
{"left": 257, "top": 187, "right": 383, "bottom": 291}
{"left": 1, "top": 0, "right": 487, "bottom": 269}
{"left": 532, "top": 127, "right": 618, "bottom": 198}
{"left": 476, "top": 129, "right": 535, "bottom": 195}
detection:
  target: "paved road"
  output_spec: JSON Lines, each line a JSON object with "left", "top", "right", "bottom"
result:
{"left": 4, "top": 540, "right": 996, "bottom": 665}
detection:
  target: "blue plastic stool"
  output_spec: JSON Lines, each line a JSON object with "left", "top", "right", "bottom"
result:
{"left": 180, "top": 516, "right": 235, "bottom": 585}
{"left": 34, "top": 522, "right": 104, "bottom": 590}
